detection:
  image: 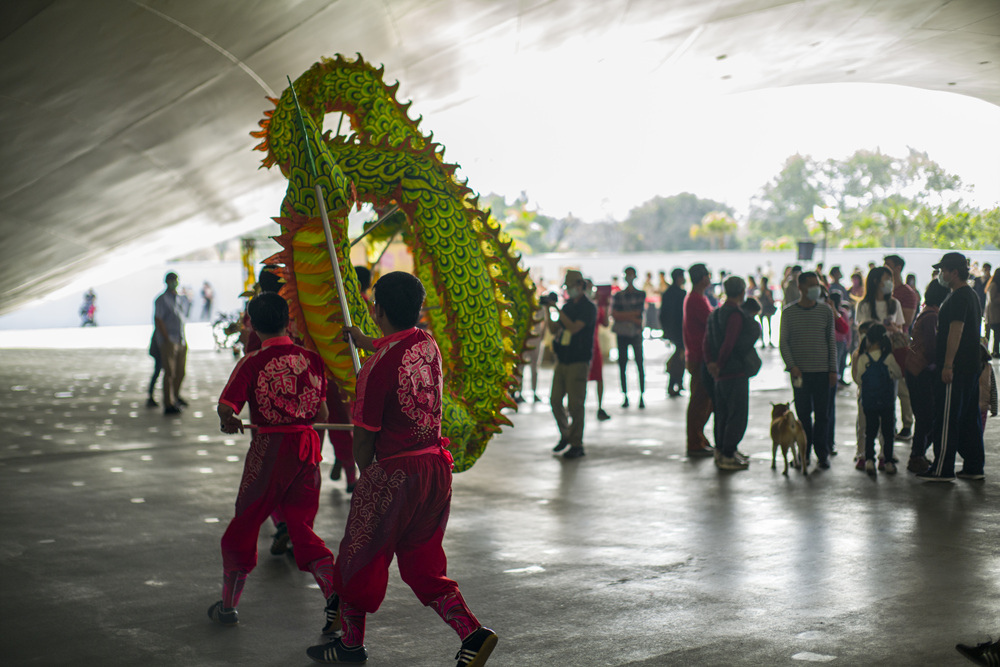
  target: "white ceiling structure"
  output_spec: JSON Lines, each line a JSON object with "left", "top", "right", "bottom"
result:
{"left": 1, "top": 0, "right": 998, "bottom": 314}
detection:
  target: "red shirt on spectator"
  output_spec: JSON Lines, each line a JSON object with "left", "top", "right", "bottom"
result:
{"left": 893, "top": 284, "right": 920, "bottom": 314}
{"left": 683, "top": 292, "right": 712, "bottom": 365}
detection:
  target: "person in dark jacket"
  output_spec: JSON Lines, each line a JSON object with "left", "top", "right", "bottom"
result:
{"left": 705, "top": 276, "right": 762, "bottom": 471}
{"left": 903, "top": 280, "right": 949, "bottom": 473}
{"left": 659, "top": 268, "right": 687, "bottom": 397}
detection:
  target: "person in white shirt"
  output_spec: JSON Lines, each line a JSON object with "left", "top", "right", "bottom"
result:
{"left": 855, "top": 267, "right": 904, "bottom": 330}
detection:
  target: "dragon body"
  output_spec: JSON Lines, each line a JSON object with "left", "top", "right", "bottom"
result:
{"left": 251, "top": 54, "right": 536, "bottom": 471}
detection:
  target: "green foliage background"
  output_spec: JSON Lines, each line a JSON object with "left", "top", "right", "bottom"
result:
{"left": 482, "top": 149, "right": 997, "bottom": 254}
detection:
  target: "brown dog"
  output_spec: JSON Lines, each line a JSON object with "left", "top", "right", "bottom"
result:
{"left": 770, "top": 402, "right": 807, "bottom": 475}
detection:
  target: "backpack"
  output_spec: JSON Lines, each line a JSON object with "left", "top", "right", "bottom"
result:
{"left": 860, "top": 352, "right": 894, "bottom": 411}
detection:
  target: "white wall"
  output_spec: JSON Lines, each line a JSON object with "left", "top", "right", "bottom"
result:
{"left": 0, "top": 261, "right": 247, "bottom": 330}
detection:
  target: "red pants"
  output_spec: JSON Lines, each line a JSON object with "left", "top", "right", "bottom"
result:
{"left": 686, "top": 361, "right": 714, "bottom": 450}
{"left": 334, "top": 451, "right": 459, "bottom": 612}
{"left": 221, "top": 431, "right": 332, "bottom": 573}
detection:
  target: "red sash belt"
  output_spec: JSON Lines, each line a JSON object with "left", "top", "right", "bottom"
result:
{"left": 258, "top": 424, "right": 322, "bottom": 465}
{"left": 380, "top": 438, "right": 454, "bottom": 468}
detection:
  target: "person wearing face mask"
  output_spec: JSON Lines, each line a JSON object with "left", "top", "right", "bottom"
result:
{"left": 917, "top": 253, "right": 985, "bottom": 482}
{"left": 779, "top": 271, "right": 838, "bottom": 470}
{"left": 546, "top": 270, "right": 598, "bottom": 460}
{"left": 856, "top": 267, "right": 905, "bottom": 331}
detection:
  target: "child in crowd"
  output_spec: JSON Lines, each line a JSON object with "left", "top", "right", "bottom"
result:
{"left": 853, "top": 323, "right": 902, "bottom": 476}
{"left": 209, "top": 292, "right": 338, "bottom": 633}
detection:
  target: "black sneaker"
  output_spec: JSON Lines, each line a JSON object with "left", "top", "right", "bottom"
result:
{"left": 895, "top": 427, "right": 912, "bottom": 441}
{"left": 456, "top": 627, "right": 498, "bottom": 667}
{"left": 956, "top": 638, "right": 1000, "bottom": 665}
{"left": 164, "top": 405, "right": 182, "bottom": 415}
{"left": 207, "top": 600, "right": 238, "bottom": 626}
{"left": 562, "top": 447, "right": 585, "bottom": 459}
{"left": 957, "top": 470, "right": 986, "bottom": 481}
{"left": 306, "top": 638, "right": 367, "bottom": 664}
{"left": 270, "top": 522, "right": 290, "bottom": 555}
{"left": 176, "top": 397, "right": 189, "bottom": 407}
{"left": 321, "top": 594, "right": 340, "bottom": 637}
{"left": 596, "top": 409, "right": 611, "bottom": 421}
{"left": 146, "top": 397, "right": 159, "bottom": 408}
{"left": 916, "top": 469, "right": 955, "bottom": 482}
{"left": 552, "top": 437, "right": 569, "bottom": 453}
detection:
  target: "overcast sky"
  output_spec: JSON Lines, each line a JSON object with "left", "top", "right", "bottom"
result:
{"left": 431, "top": 82, "right": 1000, "bottom": 222}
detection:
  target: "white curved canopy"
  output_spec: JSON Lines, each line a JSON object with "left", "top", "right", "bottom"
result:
{"left": 1, "top": 0, "right": 997, "bottom": 313}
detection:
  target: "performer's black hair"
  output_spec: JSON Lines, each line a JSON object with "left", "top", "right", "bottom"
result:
{"left": 248, "top": 292, "right": 289, "bottom": 334}
{"left": 258, "top": 265, "right": 282, "bottom": 293}
{"left": 373, "top": 271, "right": 425, "bottom": 330}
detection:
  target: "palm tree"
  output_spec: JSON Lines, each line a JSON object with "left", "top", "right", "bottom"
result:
{"left": 690, "top": 211, "right": 737, "bottom": 250}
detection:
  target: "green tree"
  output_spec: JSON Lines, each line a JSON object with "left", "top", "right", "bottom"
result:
{"left": 917, "top": 206, "right": 1000, "bottom": 250}
{"left": 690, "top": 211, "right": 738, "bottom": 250}
{"left": 832, "top": 148, "right": 965, "bottom": 247}
{"left": 749, "top": 148, "right": 977, "bottom": 250}
{"left": 621, "top": 193, "right": 736, "bottom": 252}
{"left": 978, "top": 207, "right": 1000, "bottom": 249}
{"left": 747, "top": 154, "right": 823, "bottom": 247}
{"left": 480, "top": 191, "right": 574, "bottom": 254}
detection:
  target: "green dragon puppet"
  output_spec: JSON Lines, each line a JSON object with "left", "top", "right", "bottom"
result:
{"left": 251, "top": 54, "right": 537, "bottom": 472}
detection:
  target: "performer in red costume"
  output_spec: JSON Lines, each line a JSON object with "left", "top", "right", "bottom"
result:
{"left": 307, "top": 271, "right": 497, "bottom": 667}
{"left": 208, "top": 292, "right": 339, "bottom": 635}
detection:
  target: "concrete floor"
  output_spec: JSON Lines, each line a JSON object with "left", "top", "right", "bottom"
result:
{"left": 1, "top": 338, "right": 998, "bottom": 666}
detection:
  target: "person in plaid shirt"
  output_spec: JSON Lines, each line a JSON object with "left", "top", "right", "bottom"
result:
{"left": 612, "top": 266, "right": 647, "bottom": 409}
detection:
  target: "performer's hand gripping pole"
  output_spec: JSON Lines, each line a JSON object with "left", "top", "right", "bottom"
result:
{"left": 287, "top": 76, "right": 361, "bottom": 375}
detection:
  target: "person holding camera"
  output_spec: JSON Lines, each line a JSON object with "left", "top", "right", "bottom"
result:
{"left": 545, "top": 270, "right": 597, "bottom": 459}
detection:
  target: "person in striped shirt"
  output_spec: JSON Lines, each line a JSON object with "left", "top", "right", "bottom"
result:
{"left": 779, "top": 271, "right": 838, "bottom": 470}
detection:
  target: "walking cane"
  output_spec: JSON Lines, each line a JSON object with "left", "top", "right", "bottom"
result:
{"left": 933, "top": 382, "right": 953, "bottom": 477}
